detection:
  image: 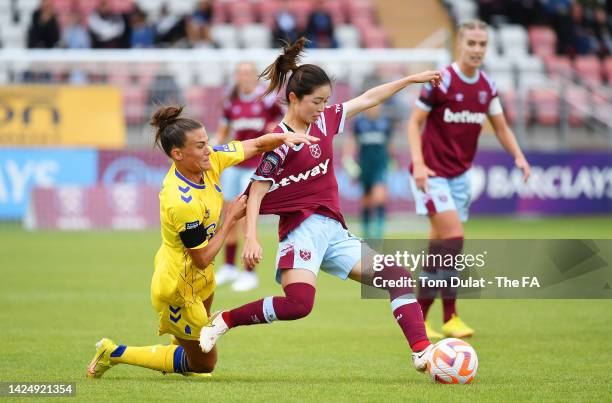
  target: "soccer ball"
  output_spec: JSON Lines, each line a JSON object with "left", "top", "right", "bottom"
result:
{"left": 427, "top": 338, "right": 478, "bottom": 384}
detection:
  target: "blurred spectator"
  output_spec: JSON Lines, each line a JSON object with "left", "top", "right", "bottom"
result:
{"left": 27, "top": 0, "right": 60, "bottom": 48}
{"left": 272, "top": 0, "right": 299, "bottom": 46}
{"left": 304, "top": 0, "right": 337, "bottom": 48}
{"left": 130, "top": 8, "right": 155, "bottom": 48}
{"left": 61, "top": 11, "right": 91, "bottom": 49}
{"left": 590, "top": 7, "right": 612, "bottom": 55}
{"left": 88, "top": 0, "right": 130, "bottom": 48}
{"left": 187, "top": 0, "right": 214, "bottom": 48}
{"left": 155, "top": 4, "right": 187, "bottom": 47}
{"left": 148, "top": 73, "right": 182, "bottom": 106}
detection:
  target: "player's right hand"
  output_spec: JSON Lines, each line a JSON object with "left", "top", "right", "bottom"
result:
{"left": 242, "top": 237, "right": 263, "bottom": 269}
{"left": 413, "top": 163, "right": 436, "bottom": 192}
{"left": 226, "top": 195, "right": 247, "bottom": 222}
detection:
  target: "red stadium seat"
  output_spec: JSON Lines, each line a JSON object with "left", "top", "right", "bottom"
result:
{"left": 258, "top": 0, "right": 280, "bottom": 27}
{"left": 288, "top": 0, "right": 313, "bottom": 30}
{"left": 565, "top": 86, "right": 588, "bottom": 126}
{"left": 185, "top": 86, "right": 207, "bottom": 123}
{"left": 604, "top": 56, "right": 612, "bottom": 83}
{"left": 499, "top": 90, "right": 518, "bottom": 124}
{"left": 574, "top": 56, "right": 603, "bottom": 87}
{"left": 528, "top": 26, "right": 556, "bottom": 57}
{"left": 348, "top": 0, "right": 374, "bottom": 23}
{"left": 530, "top": 87, "right": 560, "bottom": 125}
{"left": 592, "top": 90, "right": 610, "bottom": 123}
{"left": 323, "top": 1, "right": 346, "bottom": 26}
{"left": 202, "top": 85, "right": 225, "bottom": 132}
{"left": 543, "top": 55, "right": 572, "bottom": 80}
{"left": 52, "top": 0, "right": 75, "bottom": 13}
{"left": 122, "top": 86, "right": 147, "bottom": 125}
{"left": 229, "top": 1, "right": 255, "bottom": 27}
{"left": 362, "top": 26, "right": 389, "bottom": 48}
{"left": 212, "top": 1, "right": 230, "bottom": 24}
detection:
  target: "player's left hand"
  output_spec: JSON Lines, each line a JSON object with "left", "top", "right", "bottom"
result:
{"left": 515, "top": 156, "right": 531, "bottom": 182}
{"left": 283, "top": 133, "right": 319, "bottom": 148}
{"left": 242, "top": 236, "right": 263, "bottom": 269}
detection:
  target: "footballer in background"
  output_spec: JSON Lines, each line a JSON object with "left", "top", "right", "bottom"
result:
{"left": 343, "top": 102, "right": 395, "bottom": 239}
{"left": 215, "top": 61, "right": 284, "bottom": 292}
{"left": 407, "top": 19, "right": 531, "bottom": 339}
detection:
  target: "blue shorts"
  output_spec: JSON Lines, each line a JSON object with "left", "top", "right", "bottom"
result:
{"left": 220, "top": 166, "right": 254, "bottom": 200}
{"left": 274, "top": 214, "right": 362, "bottom": 283}
{"left": 409, "top": 171, "right": 472, "bottom": 222}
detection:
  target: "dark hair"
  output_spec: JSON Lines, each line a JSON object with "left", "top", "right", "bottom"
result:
{"left": 259, "top": 37, "right": 331, "bottom": 103}
{"left": 150, "top": 105, "right": 202, "bottom": 157}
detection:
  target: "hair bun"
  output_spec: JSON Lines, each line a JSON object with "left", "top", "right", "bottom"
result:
{"left": 150, "top": 105, "right": 184, "bottom": 131}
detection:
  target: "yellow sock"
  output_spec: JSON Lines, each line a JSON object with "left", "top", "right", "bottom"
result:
{"left": 109, "top": 344, "right": 188, "bottom": 373}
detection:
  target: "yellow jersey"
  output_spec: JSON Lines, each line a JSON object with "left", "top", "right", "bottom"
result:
{"left": 151, "top": 141, "right": 245, "bottom": 307}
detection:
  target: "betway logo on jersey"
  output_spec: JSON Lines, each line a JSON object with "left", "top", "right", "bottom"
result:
{"left": 232, "top": 117, "right": 266, "bottom": 131}
{"left": 443, "top": 108, "right": 486, "bottom": 124}
{"left": 269, "top": 159, "right": 330, "bottom": 192}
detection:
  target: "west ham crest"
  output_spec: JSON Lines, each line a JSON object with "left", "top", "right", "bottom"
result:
{"left": 309, "top": 144, "right": 321, "bottom": 158}
{"left": 299, "top": 249, "right": 312, "bottom": 261}
{"left": 478, "top": 91, "right": 488, "bottom": 105}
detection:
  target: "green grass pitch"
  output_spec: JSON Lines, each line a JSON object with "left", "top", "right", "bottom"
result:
{"left": 1, "top": 216, "right": 611, "bottom": 402}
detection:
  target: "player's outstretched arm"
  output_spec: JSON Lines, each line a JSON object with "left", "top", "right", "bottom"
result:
{"left": 241, "top": 133, "right": 319, "bottom": 160}
{"left": 187, "top": 195, "right": 247, "bottom": 270}
{"left": 407, "top": 107, "right": 436, "bottom": 191}
{"left": 489, "top": 113, "right": 531, "bottom": 182}
{"left": 242, "top": 180, "right": 271, "bottom": 268}
{"left": 344, "top": 71, "right": 442, "bottom": 119}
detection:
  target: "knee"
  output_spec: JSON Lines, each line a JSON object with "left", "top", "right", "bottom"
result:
{"left": 187, "top": 352, "right": 217, "bottom": 374}
{"left": 292, "top": 297, "right": 314, "bottom": 319}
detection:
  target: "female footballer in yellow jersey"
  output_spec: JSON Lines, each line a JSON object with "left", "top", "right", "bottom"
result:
{"left": 87, "top": 105, "right": 316, "bottom": 378}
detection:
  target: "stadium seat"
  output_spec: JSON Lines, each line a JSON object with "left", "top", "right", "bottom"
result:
{"left": 288, "top": 0, "right": 312, "bottom": 30}
{"left": 195, "top": 63, "right": 225, "bottom": 87}
{"left": 201, "top": 85, "right": 225, "bottom": 132}
{"left": 530, "top": 87, "right": 560, "bottom": 125}
{"left": 485, "top": 27, "right": 500, "bottom": 60}
{"left": 499, "top": 24, "right": 529, "bottom": 56}
{"left": 543, "top": 55, "right": 572, "bottom": 80}
{"left": 491, "top": 72, "right": 515, "bottom": 93}
{"left": 450, "top": 0, "right": 478, "bottom": 23}
{"left": 565, "top": 86, "right": 589, "bottom": 126}
{"left": 348, "top": 0, "right": 373, "bottom": 24}
{"left": 515, "top": 56, "right": 546, "bottom": 89}
{"left": 574, "top": 56, "right": 603, "bottom": 87}
{"left": 604, "top": 57, "right": 612, "bottom": 83}
{"left": 239, "top": 24, "right": 271, "bottom": 48}
{"left": 122, "top": 86, "right": 147, "bottom": 125}
{"left": 2, "top": 25, "right": 26, "bottom": 48}
{"left": 257, "top": 0, "right": 280, "bottom": 28}
{"left": 528, "top": 26, "right": 556, "bottom": 57}
{"left": 210, "top": 24, "right": 240, "bottom": 48}
{"left": 335, "top": 25, "right": 360, "bottom": 48}
{"left": 499, "top": 90, "right": 520, "bottom": 124}
{"left": 362, "top": 26, "right": 389, "bottom": 48}
{"left": 185, "top": 86, "right": 207, "bottom": 123}
{"left": 323, "top": 0, "right": 345, "bottom": 26}
{"left": 229, "top": 1, "right": 254, "bottom": 27}
{"left": 169, "top": 0, "right": 199, "bottom": 16}
{"left": 592, "top": 90, "right": 610, "bottom": 123}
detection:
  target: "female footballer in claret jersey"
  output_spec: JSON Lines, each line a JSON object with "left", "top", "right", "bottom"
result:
{"left": 86, "top": 105, "right": 316, "bottom": 378}
{"left": 407, "top": 20, "right": 531, "bottom": 339}
{"left": 215, "top": 61, "right": 284, "bottom": 292}
{"left": 200, "top": 37, "right": 444, "bottom": 374}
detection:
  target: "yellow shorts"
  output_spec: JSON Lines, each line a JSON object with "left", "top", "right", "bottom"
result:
{"left": 153, "top": 296, "right": 210, "bottom": 341}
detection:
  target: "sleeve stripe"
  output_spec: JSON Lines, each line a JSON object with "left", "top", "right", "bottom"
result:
{"left": 338, "top": 103, "right": 348, "bottom": 134}
{"left": 415, "top": 99, "right": 432, "bottom": 112}
{"left": 488, "top": 97, "right": 504, "bottom": 116}
{"left": 251, "top": 174, "right": 276, "bottom": 183}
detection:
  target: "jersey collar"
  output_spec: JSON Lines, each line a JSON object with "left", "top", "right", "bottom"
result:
{"left": 174, "top": 167, "right": 206, "bottom": 189}
{"left": 452, "top": 62, "right": 480, "bottom": 84}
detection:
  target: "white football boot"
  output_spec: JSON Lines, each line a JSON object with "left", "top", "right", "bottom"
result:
{"left": 411, "top": 343, "right": 435, "bottom": 372}
{"left": 199, "top": 312, "right": 229, "bottom": 353}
